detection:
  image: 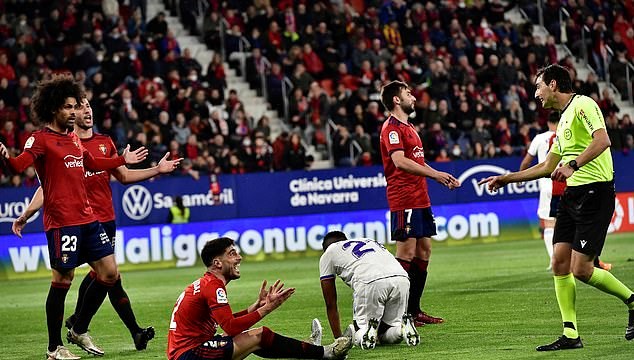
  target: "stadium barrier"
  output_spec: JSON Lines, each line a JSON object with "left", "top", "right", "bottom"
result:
{"left": 1, "top": 155, "right": 633, "bottom": 280}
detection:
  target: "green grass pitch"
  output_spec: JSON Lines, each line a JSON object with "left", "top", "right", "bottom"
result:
{"left": 1, "top": 234, "right": 633, "bottom": 359}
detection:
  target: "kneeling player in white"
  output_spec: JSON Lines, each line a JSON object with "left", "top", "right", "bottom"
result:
{"left": 318, "top": 231, "right": 419, "bottom": 349}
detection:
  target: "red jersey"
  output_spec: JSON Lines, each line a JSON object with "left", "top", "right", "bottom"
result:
{"left": 380, "top": 116, "right": 431, "bottom": 211}
{"left": 7, "top": 128, "right": 125, "bottom": 231}
{"left": 167, "top": 272, "right": 262, "bottom": 360}
{"left": 81, "top": 134, "right": 118, "bottom": 222}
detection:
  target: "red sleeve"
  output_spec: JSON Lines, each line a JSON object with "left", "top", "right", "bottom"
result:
{"left": 212, "top": 305, "right": 262, "bottom": 336}
{"left": 6, "top": 151, "right": 36, "bottom": 173}
{"left": 232, "top": 309, "right": 249, "bottom": 317}
{"left": 382, "top": 124, "right": 405, "bottom": 155}
{"left": 83, "top": 148, "right": 126, "bottom": 171}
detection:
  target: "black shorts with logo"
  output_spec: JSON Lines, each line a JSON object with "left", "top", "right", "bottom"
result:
{"left": 553, "top": 180, "right": 615, "bottom": 256}
{"left": 178, "top": 335, "right": 234, "bottom": 360}
{"left": 391, "top": 207, "right": 437, "bottom": 241}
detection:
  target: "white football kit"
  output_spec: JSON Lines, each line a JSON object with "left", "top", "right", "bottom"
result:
{"left": 527, "top": 130, "right": 555, "bottom": 219}
{"left": 319, "top": 238, "right": 409, "bottom": 329}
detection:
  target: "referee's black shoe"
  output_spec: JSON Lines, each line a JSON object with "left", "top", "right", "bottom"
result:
{"left": 536, "top": 336, "right": 583, "bottom": 351}
{"left": 626, "top": 310, "right": 634, "bottom": 340}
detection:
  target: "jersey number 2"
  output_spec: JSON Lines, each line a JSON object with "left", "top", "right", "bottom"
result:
{"left": 342, "top": 241, "right": 375, "bottom": 258}
{"left": 169, "top": 291, "right": 186, "bottom": 331}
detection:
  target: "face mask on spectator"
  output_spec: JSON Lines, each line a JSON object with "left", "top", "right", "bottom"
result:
{"left": 130, "top": 53, "right": 137, "bottom": 60}
{"left": 528, "top": 102, "right": 537, "bottom": 111}
{"left": 113, "top": 55, "right": 120, "bottom": 63}
{"left": 97, "top": 53, "right": 104, "bottom": 62}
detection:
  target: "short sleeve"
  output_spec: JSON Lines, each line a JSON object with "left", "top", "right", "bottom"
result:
{"left": 550, "top": 135, "right": 562, "bottom": 156}
{"left": 577, "top": 97, "right": 605, "bottom": 136}
{"left": 107, "top": 137, "right": 118, "bottom": 158}
{"left": 203, "top": 281, "right": 229, "bottom": 310}
{"left": 527, "top": 135, "right": 540, "bottom": 156}
{"left": 23, "top": 133, "right": 45, "bottom": 159}
{"left": 381, "top": 123, "right": 405, "bottom": 156}
{"left": 319, "top": 252, "right": 335, "bottom": 281}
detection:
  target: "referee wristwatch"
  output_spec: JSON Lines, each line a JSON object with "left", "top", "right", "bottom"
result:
{"left": 568, "top": 159, "right": 580, "bottom": 171}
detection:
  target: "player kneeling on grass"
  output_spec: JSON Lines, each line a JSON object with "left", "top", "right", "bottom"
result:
{"left": 319, "top": 231, "right": 420, "bottom": 350}
{"left": 167, "top": 237, "right": 352, "bottom": 360}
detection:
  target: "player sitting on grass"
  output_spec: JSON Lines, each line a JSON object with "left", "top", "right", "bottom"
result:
{"left": 167, "top": 237, "right": 352, "bottom": 360}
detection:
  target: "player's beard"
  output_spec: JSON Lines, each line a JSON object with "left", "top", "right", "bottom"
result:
{"left": 399, "top": 99, "right": 415, "bottom": 115}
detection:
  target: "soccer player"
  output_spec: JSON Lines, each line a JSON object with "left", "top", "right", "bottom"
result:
{"left": 479, "top": 64, "right": 634, "bottom": 350}
{"left": 167, "top": 237, "right": 353, "bottom": 360}
{"left": 379, "top": 80, "right": 460, "bottom": 327}
{"left": 319, "top": 231, "right": 419, "bottom": 349}
{"left": 0, "top": 75, "right": 148, "bottom": 360}
{"left": 12, "top": 97, "right": 183, "bottom": 354}
{"left": 519, "top": 112, "right": 560, "bottom": 269}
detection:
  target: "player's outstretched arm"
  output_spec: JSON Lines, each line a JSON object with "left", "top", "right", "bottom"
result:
{"left": 12, "top": 186, "right": 44, "bottom": 238}
{"left": 320, "top": 278, "right": 342, "bottom": 338}
{"left": 479, "top": 151, "right": 562, "bottom": 191}
{"left": 113, "top": 152, "right": 183, "bottom": 184}
{"left": 0, "top": 141, "right": 36, "bottom": 174}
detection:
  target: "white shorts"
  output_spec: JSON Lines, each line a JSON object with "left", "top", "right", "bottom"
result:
{"left": 537, "top": 178, "right": 554, "bottom": 220}
{"left": 352, "top": 276, "right": 409, "bottom": 328}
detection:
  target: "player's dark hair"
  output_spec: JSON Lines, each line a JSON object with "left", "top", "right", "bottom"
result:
{"left": 322, "top": 231, "right": 347, "bottom": 251}
{"left": 536, "top": 64, "right": 573, "bottom": 93}
{"left": 380, "top": 80, "right": 409, "bottom": 111}
{"left": 548, "top": 111, "right": 560, "bottom": 124}
{"left": 31, "top": 73, "right": 83, "bottom": 125}
{"left": 201, "top": 237, "right": 234, "bottom": 267}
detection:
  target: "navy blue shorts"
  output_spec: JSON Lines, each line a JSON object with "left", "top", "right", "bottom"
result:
{"left": 391, "top": 207, "right": 437, "bottom": 241}
{"left": 100, "top": 220, "right": 117, "bottom": 245}
{"left": 178, "top": 335, "right": 234, "bottom": 360}
{"left": 549, "top": 195, "right": 561, "bottom": 218}
{"left": 46, "top": 221, "right": 114, "bottom": 270}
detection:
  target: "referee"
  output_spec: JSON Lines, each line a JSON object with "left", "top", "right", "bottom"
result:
{"left": 479, "top": 64, "right": 634, "bottom": 351}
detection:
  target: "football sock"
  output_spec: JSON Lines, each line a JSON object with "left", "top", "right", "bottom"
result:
{"left": 554, "top": 273, "right": 578, "bottom": 338}
{"left": 396, "top": 258, "right": 411, "bottom": 272}
{"left": 73, "top": 278, "right": 113, "bottom": 334}
{"left": 587, "top": 268, "right": 634, "bottom": 308}
{"left": 108, "top": 276, "right": 141, "bottom": 334}
{"left": 253, "top": 327, "right": 324, "bottom": 359}
{"left": 543, "top": 228, "right": 554, "bottom": 260}
{"left": 47, "top": 282, "right": 70, "bottom": 352}
{"left": 378, "top": 326, "right": 403, "bottom": 344}
{"left": 410, "top": 257, "right": 428, "bottom": 313}
{"left": 73, "top": 271, "right": 96, "bottom": 319}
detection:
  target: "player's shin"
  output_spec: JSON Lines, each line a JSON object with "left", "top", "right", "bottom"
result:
{"left": 254, "top": 326, "right": 324, "bottom": 359}
{"left": 47, "top": 282, "right": 71, "bottom": 352}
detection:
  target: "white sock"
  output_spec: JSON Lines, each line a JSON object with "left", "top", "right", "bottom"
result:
{"left": 378, "top": 326, "right": 403, "bottom": 344}
{"left": 543, "top": 227, "right": 554, "bottom": 261}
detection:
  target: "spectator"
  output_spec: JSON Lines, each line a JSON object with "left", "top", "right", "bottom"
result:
{"left": 285, "top": 132, "right": 306, "bottom": 170}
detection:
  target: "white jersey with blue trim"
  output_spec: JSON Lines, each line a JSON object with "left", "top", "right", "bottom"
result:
{"left": 319, "top": 238, "right": 407, "bottom": 289}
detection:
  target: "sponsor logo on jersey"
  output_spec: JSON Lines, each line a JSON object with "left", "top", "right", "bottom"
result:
{"left": 579, "top": 109, "right": 593, "bottom": 131}
{"left": 388, "top": 131, "right": 399, "bottom": 144}
{"left": 216, "top": 288, "right": 228, "bottom": 303}
{"left": 412, "top": 146, "right": 424, "bottom": 158}
{"left": 63, "top": 155, "right": 84, "bottom": 169}
{"left": 99, "top": 144, "right": 107, "bottom": 155}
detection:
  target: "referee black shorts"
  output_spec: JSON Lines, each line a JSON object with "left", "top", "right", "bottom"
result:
{"left": 553, "top": 180, "right": 615, "bottom": 256}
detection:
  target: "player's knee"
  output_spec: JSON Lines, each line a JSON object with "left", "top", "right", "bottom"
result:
{"left": 96, "top": 270, "right": 118, "bottom": 285}
{"left": 572, "top": 266, "right": 593, "bottom": 282}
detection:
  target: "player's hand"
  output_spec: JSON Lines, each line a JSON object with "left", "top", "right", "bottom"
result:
{"left": 477, "top": 175, "right": 508, "bottom": 192}
{"left": 551, "top": 163, "right": 574, "bottom": 182}
{"left": 434, "top": 171, "right": 461, "bottom": 189}
{"left": 261, "top": 279, "right": 295, "bottom": 314}
{"left": 0, "top": 142, "right": 8, "bottom": 158}
{"left": 122, "top": 144, "right": 149, "bottom": 164}
{"left": 157, "top": 152, "right": 183, "bottom": 173}
{"left": 12, "top": 215, "right": 27, "bottom": 238}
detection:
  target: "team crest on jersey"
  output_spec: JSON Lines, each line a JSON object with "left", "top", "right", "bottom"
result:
{"left": 388, "top": 131, "right": 399, "bottom": 144}
{"left": 61, "top": 254, "right": 69, "bottom": 264}
{"left": 216, "top": 288, "right": 228, "bottom": 303}
{"left": 73, "top": 140, "right": 80, "bottom": 149}
{"left": 99, "top": 144, "right": 107, "bottom": 155}
{"left": 24, "top": 136, "right": 35, "bottom": 149}
{"left": 564, "top": 129, "right": 572, "bottom": 140}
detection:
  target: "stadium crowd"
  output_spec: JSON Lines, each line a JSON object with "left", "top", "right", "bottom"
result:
{"left": 1, "top": 0, "right": 633, "bottom": 187}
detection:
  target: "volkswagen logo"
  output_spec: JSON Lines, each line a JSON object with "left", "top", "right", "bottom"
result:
{"left": 122, "top": 185, "right": 153, "bottom": 220}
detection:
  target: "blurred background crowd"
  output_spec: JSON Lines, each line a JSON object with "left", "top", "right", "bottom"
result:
{"left": 0, "top": 0, "right": 632, "bottom": 187}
